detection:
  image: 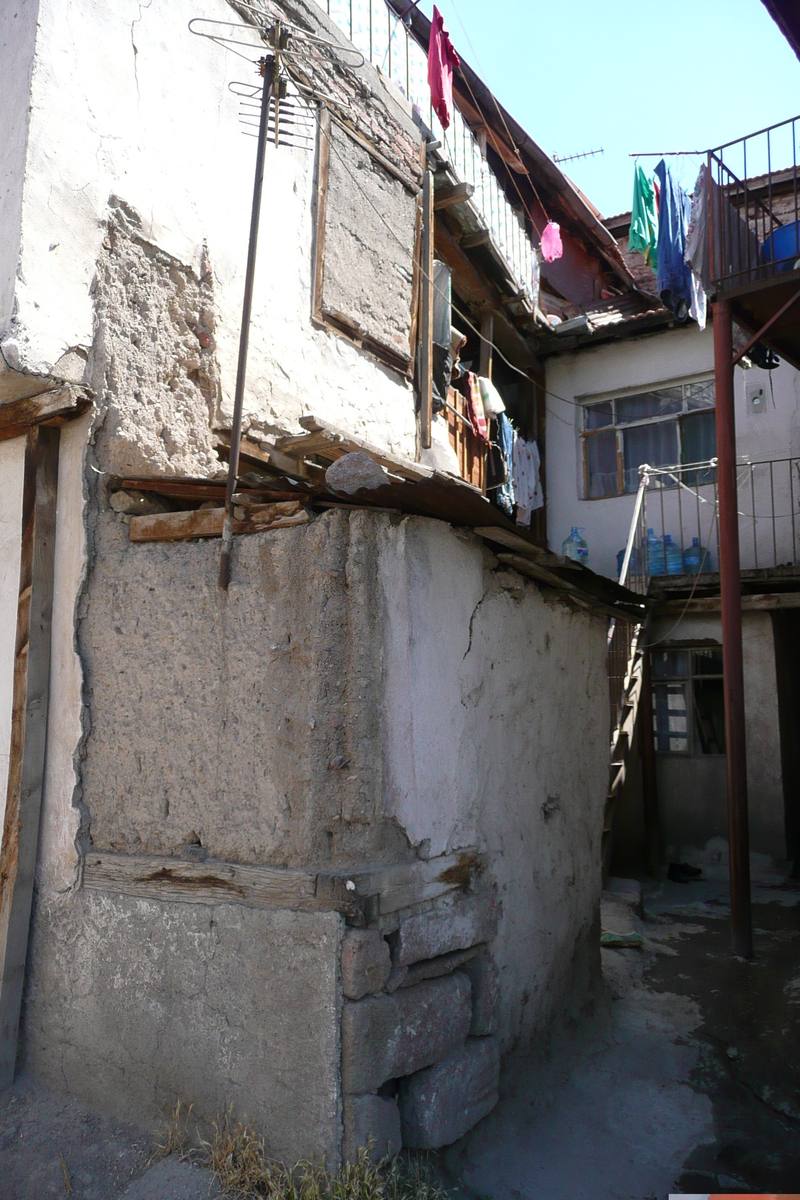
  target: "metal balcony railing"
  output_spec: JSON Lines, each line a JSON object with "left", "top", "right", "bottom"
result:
{"left": 708, "top": 114, "right": 800, "bottom": 291}
{"left": 635, "top": 456, "right": 800, "bottom": 576}
{"left": 318, "top": 0, "right": 536, "bottom": 302}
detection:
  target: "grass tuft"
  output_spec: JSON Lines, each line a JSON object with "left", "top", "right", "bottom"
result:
{"left": 191, "top": 1108, "right": 451, "bottom": 1200}
{"left": 149, "top": 1099, "right": 194, "bottom": 1165}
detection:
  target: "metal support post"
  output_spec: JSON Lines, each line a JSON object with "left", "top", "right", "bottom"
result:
{"left": 419, "top": 168, "right": 434, "bottom": 451}
{"left": 219, "top": 53, "right": 275, "bottom": 589}
{"left": 713, "top": 297, "right": 753, "bottom": 958}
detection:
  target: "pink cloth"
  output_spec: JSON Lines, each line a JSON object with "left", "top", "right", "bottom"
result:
{"left": 428, "top": 5, "right": 460, "bottom": 131}
{"left": 541, "top": 220, "right": 563, "bottom": 263}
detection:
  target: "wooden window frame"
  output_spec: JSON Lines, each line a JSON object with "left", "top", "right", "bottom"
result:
{"left": 311, "top": 107, "right": 421, "bottom": 379}
{"left": 652, "top": 647, "right": 725, "bottom": 757}
{"left": 579, "top": 377, "right": 716, "bottom": 500}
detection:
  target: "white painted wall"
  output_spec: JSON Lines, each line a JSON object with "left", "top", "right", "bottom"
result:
{"left": 0, "top": 0, "right": 39, "bottom": 334}
{"left": 380, "top": 520, "right": 609, "bottom": 1047}
{"left": 0, "top": 437, "right": 26, "bottom": 828}
{"left": 2, "top": 0, "right": 417, "bottom": 456}
{"left": 546, "top": 323, "right": 800, "bottom": 581}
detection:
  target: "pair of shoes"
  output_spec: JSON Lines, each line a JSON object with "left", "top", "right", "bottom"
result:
{"left": 667, "top": 862, "right": 703, "bottom": 883}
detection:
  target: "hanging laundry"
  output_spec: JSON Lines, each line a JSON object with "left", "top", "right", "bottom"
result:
{"left": 541, "top": 221, "right": 563, "bottom": 263}
{"left": 463, "top": 373, "right": 488, "bottom": 442}
{"left": 653, "top": 159, "right": 694, "bottom": 323}
{"left": 428, "top": 5, "right": 460, "bottom": 132}
{"left": 477, "top": 376, "right": 506, "bottom": 416}
{"left": 513, "top": 436, "right": 544, "bottom": 526}
{"left": 629, "top": 163, "right": 658, "bottom": 272}
{"left": 495, "top": 412, "right": 516, "bottom": 516}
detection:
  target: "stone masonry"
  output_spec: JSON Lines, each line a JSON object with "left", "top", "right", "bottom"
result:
{"left": 340, "top": 888, "right": 501, "bottom": 1157}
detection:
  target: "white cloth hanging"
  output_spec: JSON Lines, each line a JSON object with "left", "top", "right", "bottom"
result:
{"left": 512, "top": 437, "right": 544, "bottom": 526}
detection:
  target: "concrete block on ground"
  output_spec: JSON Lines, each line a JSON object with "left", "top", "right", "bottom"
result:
{"left": 398, "top": 1036, "right": 500, "bottom": 1149}
{"left": 393, "top": 893, "right": 497, "bottom": 968}
{"left": 341, "top": 929, "right": 392, "bottom": 1000}
{"left": 605, "top": 876, "right": 644, "bottom": 917}
{"left": 457, "top": 953, "right": 500, "bottom": 1035}
{"left": 121, "top": 1158, "right": 222, "bottom": 1199}
{"left": 341, "top": 974, "right": 471, "bottom": 1093}
{"left": 342, "top": 1095, "right": 401, "bottom": 1163}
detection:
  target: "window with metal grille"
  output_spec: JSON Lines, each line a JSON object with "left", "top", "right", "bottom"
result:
{"left": 581, "top": 379, "right": 716, "bottom": 499}
{"left": 652, "top": 647, "right": 725, "bottom": 756}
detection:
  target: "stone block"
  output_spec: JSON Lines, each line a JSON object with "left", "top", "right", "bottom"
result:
{"left": 341, "top": 929, "right": 392, "bottom": 1000}
{"left": 393, "top": 893, "right": 497, "bottom": 968}
{"left": 398, "top": 1037, "right": 500, "bottom": 1149}
{"left": 341, "top": 974, "right": 471, "bottom": 1093}
{"left": 342, "top": 1095, "right": 402, "bottom": 1163}
{"left": 457, "top": 953, "right": 500, "bottom": 1035}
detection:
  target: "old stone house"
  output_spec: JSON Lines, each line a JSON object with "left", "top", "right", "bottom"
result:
{"left": 0, "top": 0, "right": 645, "bottom": 1164}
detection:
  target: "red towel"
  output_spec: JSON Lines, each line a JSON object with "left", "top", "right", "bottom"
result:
{"left": 428, "top": 5, "right": 460, "bottom": 131}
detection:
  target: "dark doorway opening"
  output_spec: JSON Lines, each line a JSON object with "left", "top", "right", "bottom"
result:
{"left": 771, "top": 609, "right": 800, "bottom": 875}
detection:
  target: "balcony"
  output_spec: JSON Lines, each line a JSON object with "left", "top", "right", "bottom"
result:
{"left": 318, "top": 0, "right": 536, "bottom": 307}
{"left": 707, "top": 114, "right": 800, "bottom": 369}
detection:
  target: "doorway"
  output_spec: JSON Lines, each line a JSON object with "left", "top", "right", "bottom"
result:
{"left": 771, "top": 609, "right": 800, "bottom": 875}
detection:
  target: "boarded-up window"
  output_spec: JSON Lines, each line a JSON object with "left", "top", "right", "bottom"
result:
{"left": 312, "top": 111, "right": 419, "bottom": 373}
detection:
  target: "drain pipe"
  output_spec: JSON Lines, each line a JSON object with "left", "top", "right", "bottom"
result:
{"left": 219, "top": 50, "right": 276, "bottom": 589}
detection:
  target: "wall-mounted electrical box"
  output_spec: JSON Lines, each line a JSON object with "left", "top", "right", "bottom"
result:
{"left": 747, "top": 382, "right": 766, "bottom": 414}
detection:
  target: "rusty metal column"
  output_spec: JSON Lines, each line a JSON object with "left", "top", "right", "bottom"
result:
{"left": 713, "top": 297, "right": 753, "bottom": 958}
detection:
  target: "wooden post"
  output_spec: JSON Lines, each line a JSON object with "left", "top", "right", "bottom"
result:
{"left": 639, "top": 645, "right": 660, "bottom": 874}
{"left": 479, "top": 313, "right": 494, "bottom": 379}
{"left": 714, "top": 297, "right": 753, "bottom": 959}
{"left": 0, "top": 426, "right": 60, "bottom": 1087}
{"left": 419, "top": 169, "right": 434, "bottom": 450}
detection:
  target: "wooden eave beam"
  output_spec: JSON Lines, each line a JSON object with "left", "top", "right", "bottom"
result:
{"left": 0, "top": 385, "right": 92, "bottom": 443}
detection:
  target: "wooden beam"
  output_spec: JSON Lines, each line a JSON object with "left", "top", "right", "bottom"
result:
{"left": 433, "top": 181, "right": 474, "bottom": 210}
{"left": 81, "top": 848, "right": 484, "bottom": 927}
{"left": 0, "top": 385, "right": 91, "bottom": 443}
{"left": 0, "top": 426, "right": 60, "bottom": 1088}
{"left": 215, "top": 431, "right": 310, "bottom": 478}
{"left": 129, "top": 501, "right": 309, "bottom": 543}
{"left": 420, "top": 169, "right": 434, "bottom": 450}
{"left": 480, "top": 313, "right": 494, "bottom": 379}
{"left": 474, "top": 525, "right": 545, "bottom": 559}
{"left": 460, "top": 228, "right": 491, "bottom": 250}
{"left": 655, "top": 591, "right": 800, "bottom": 616}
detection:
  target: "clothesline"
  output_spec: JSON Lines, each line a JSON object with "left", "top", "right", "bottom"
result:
{"left": 629, "top": 151, "right": 705, "bottom": 157}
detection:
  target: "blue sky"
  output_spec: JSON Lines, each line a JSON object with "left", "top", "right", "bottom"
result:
{"left": 420, "top": 0, "right": 800, "bottom": 218}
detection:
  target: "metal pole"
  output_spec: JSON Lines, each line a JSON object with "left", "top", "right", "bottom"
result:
{"left": 219, "top": 53, "right": 275, "bottom": 589}
{"left": 419, "top": 168, "right": 434, "bottom": 451}
{"left": 713, "top": 297, "right": 753, "bottom": 958}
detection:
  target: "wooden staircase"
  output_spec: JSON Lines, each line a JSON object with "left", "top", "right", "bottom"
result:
{"left": 601, "top": 471, "right": 650, "bottom": 882}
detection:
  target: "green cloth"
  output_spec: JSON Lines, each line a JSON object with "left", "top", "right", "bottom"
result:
{"left": 629, "top": 164, "right": 658, "bottom": 272}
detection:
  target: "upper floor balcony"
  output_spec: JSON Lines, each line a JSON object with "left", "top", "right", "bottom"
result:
{"left": 707, "top": 114, "right": 800, "bottom": 369}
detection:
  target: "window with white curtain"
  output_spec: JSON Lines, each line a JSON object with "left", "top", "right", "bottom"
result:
{"left": 581, "top": 379, "right": 716, "bottom": 499}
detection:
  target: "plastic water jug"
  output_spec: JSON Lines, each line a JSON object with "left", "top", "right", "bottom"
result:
{"left": 645, "top": 527, "right": 666, "bottom": 576}
{"left": 562, "top": 526, "right": 588, "bottom": 565}
{"left": 683, "top": 536, "right": 712, "bottom": 574}
{"left": 664, "top": 534, "right": 683, "bottom": 575}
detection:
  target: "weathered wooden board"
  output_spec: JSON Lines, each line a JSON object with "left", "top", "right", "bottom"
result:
{"left": 350, "top": 850, "right": 484, "bottom": 916}
{"left": 0, "top": 426, "right": 60, "bottom": 1088}
{"left": 474, "top": 526, "right": 544, "bottom": 559}
{"left": 81, "top": 849, "right": 483, "bottom": 927}
{"left": 129, "top": 502, "right": 309, "bottom": 543}
{"left": 0, "top": 385, "right": 92, "bottom": 443}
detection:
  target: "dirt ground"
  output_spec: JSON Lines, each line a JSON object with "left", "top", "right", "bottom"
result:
{"left": 447, "top": 869, "right": 800, "bottom": 1200}
{"left": 1, "top": 870, "right": 798, "bottom": 1199}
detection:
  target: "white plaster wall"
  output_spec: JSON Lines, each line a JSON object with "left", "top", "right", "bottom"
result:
{"left": 546, "top": 323, "right": 800, "bottom": 580}
{"left": 0, "top": 0, "right": 39, "bottom": 332}
{"left": 3, "top": 0, "right": 416, "bottom": 456}
{"left": 380, "top": 521, "right": 609, "bottom": 1047}
{"left": 0, "top": 437, "right": 26, "bottom": 828}
{"left": 37, "top": 414, "right": 90, "bottom": 895}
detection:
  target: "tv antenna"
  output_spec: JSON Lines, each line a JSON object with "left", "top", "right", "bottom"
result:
{"left": 188, "top": 6, "right": 364, "bottom": 587}
{"left": 553, "top": 147, "right": 604, "bottom": 165}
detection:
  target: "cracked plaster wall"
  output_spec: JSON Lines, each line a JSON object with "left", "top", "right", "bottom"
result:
{"left": 378, "top": 519, "right": 610, "bottom": 1049}
{"left": 2, "top": 0, "right": 418, "bottom": 456}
